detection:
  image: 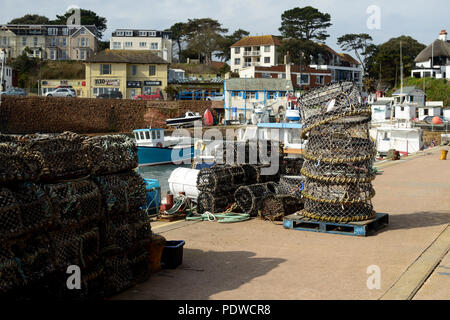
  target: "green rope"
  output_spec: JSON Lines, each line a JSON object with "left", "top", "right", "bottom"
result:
{"left": 185, "top": 211, "right": 250, "bottom": 223}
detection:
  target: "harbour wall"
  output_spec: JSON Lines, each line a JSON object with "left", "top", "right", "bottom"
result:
{"left": 0, "top": 96, "right": 224, "bottom": 134}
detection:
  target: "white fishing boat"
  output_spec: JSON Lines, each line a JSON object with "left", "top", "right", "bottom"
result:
{"left": 166, "top": 111, "right": 202, "bottom": 127}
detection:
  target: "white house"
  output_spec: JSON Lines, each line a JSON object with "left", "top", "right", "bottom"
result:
{"left": 411, "top": 30, "right": 450, "bottom": 79}
{"left": 370, "top": 97, "right": 394, "bottom": 122}
{"left": 1, "top": 64, "right": 13, "bottom": 92}
{"left": 443, "top": 107, "right": 450, "bottom": 119}
{"left": 110, "top": 29, "right": 172, "bottom": 62}
{"left": 224, "top": 78, "right": 294, "bottom": 123}
{"left": 371, "top": 125, "right": 423, "bottom": 156}
{"left": 309, "top": 44, "right": 363, "bottom": 87}
{"left": 230, "top": 35, "right": 281, "bottom": 73}
{"left": 418, "top": 101, "right": 443, "bottom": 120}
{"left": 168, "top": 68, "right": 185, "bottom": 83}
{"left": 391, "top": 87, "right": 426, "bottom": 121}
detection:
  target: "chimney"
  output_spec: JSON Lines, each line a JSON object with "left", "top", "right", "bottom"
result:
{"left": 285, "top": 51, "right": 291, "bottom": 81}
{"left": 439, "top": 30, "right": 447, "bottom": 41}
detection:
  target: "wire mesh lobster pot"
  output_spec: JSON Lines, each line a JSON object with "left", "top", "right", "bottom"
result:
{"left": 220, "top": 141, "right": 283, "bottom": 165}
{"left": 93, "top": 171, "right": 147, "bottom": 216}
{"left": 260, "top": 195, "right": 304, "bottom": 221}
{"left": 253, "top": 164, "right": 280, "bottom": 183}
{"left": 128, "top": 245, "right": 150, "bottom": 284}
{"left": 129, "top": 210, "right": 152, "bottom": 247}
{"left": 103, "top": 250, "right": 133, "bottom": 297}
{"left": 197, "top": 191, "right": 234, "bottom": 214}
{"left": 196, "top": 166, "right": 234, "bottom": 193}
{"left": 281, "top": 157, "right": 305, "bottom": 176}
{"left": 278, "top": 175, "right": 306, "bottom": 197}
{"left": 44, "top": 179, "right": 102, "bottom": 227}
{"left": 103, "top": 214, "right": 134, "bottom": 251}
{"left": 0, "top": 242, "right": 24, "bottom": 294}
{"left": 84, "top": 135, "right": 138, "bottom": 175}
{"left": 0, "top": 140, "right": 44, "bottom": 183}
{"left": 17, "top": 235, "right": 54, "bottom": 284}
{"left": 0, "top": 187, "right": 24, "bottom": 240}
{"left": 299, "top": 82, "right": 376, "bottom": 223}
{"left": 22, "top": 132, "right": 90, "bottom": 181}
{"left": 56, "top": 262, "right": 104, "bottom": 300}
{"left": 234, "top": 183, "right": 277, "bottom": 217}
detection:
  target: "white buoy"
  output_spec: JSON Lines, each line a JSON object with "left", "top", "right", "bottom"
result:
{"left": 168, "top": 168, "right": 200, "bottom": 199}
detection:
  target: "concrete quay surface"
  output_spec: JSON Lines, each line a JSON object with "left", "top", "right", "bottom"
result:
{"left": 116, "top": 147, "right": 450, "bottom": 300}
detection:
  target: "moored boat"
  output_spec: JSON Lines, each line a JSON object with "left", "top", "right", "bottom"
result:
{"left": 166, "top": 111, "right": 202, "bottom": 127}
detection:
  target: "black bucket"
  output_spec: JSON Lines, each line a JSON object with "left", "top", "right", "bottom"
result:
{"left": 161, "top": 240, "right": 185, "bottom": 269}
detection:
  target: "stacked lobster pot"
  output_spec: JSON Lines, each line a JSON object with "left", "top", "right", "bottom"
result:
{"left": 196, "top": 164, "right": 280, "bottom": 215}
{"left": 298, "top": 82, "right": 377, "bottom": 223}
{"left": 0, "top": 132, "right": 152, "bottom": 300}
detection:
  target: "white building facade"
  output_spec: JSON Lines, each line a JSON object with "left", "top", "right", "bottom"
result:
{"left": 230, "top": 35, "right": 281, "bottom": 73}
{"left": 1, "top": 64, "right": 13, "bottom": 92}
{"left": 110, "top": 29, "right": 172, "bottom": 63}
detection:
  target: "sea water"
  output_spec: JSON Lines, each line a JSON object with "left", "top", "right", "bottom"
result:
{"left": 136, "top": 164, "right": 190, "bottom": 197}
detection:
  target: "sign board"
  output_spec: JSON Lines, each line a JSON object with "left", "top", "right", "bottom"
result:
{"left": 94, "top": 79, "right": 120, "bottom": 86}
{"left": 127, "top": 81, "right": 141, "bottom": 88}
{"left": 143, "top": 80, "right": 162, "bottom": 86}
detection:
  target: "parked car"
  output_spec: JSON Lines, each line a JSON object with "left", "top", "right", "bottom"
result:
{"left": 45, "top": 88, "right": 76, "bottom": 97}
{"left": 423, "top": 116, "right": 449, "bottom": 124}
{"left": 206, "top": 94, "right": 224, "bottom": 101}
{"left": 0, "top": 87, "right": 26, "bottom": 96}
{"left": 96, "top": 91, "right": 123, "bottom": 99}
{"left": 133, "top": 92, "right": 163, "bottom": 100}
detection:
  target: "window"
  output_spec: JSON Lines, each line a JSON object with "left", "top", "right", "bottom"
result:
{"left": 131, "top": 65, "right": 137, "bottom": 76}
{"left": 62, "top": 38, "right": 66, "bottom": 47}
{"left": 145, "top": 131, "right": 150, "bottom": 139}
{"left": 50, "top": 50, "right": 55, "bottom": 60}
{"left": 61, "top": 50, "right": 67, "bottom": 60}
{"left": 80, "top": 28, "right": 85, "bottom": 35}
{"left": 48, "top": 28, "right": 58, "bottom": 36}
{"left": 261, "top": 72, "right": 271, "bottom": 78}
{"left": 62, "top": 28, "right": 68, "bottom": 36}
{"left": 22, "top": 37, "right": 26, "bottom": 46}
{"left": 298, "top": 74, "right": 309, "bottom": 85}
{"left": 151, "top": 131, "right": 156, "bottom": 139}
{"left": 125, "top": 42, "right": 133, "bottom": 48}
{"left": 101, "top": 64, "right": 112, "bottom": 75}
{"left": 268, "top": 91, "right": 275, "bottom": 99}
{"left": 264, "top": 45, "right": 270, "bottom": 52}
{"left": 139, "top": 31, "right": 147, "bottom": 37}
{"left": 148, "top": 31, "right": 156, "bottom": 37}
{"left": 81, "top": 38, "right": 86, "bottom": 47}
{"left": 34, "top": 37, "right": 38, "bottom": 46}
{"left": 235, "top": 47, "right": 240, "bottom": 54}
{"left": 51, "top": 38, "right": 56, "bottom": 46}
{"left": 151, "top": 43, "right": 158, "bottom": 50}
{"left": 80, "top": 50, "right": 85, "bottom": 60}
{"left": 400, "top": 107, "right": 405, "bottom": 111}
{"left": 139, "top": 132, "right": 144, "bottom": 140}
{"left": 156, "top": 131, "right": 161, "bottom": 139}
{"left": 113, "top": 42, "right": 121, "bottom": 49}
{"left": 264, "top": 57, "right": 270, "bottom": 64}
{"left": 316, "top": 75, "right": 324, "bottom": 85}
{"left": 139, "top": 42, "right": 147, "bottom": 48}
{"left": 125, "top": 31, "right": 133, "bottom": 36}
{"left": 234, "top": 58, "right": 240, "bottom": 65}
{"left": 149, "top": 65, "right": 156, "bottom": 76}
{"left": 117, "top": 31, "right": 124, "bottom": 36}
{"left": 424, "top": 109, "right": 429, "bottom": 116}
{"left": 278, "top": 73, "right": 286, "bottom": 79}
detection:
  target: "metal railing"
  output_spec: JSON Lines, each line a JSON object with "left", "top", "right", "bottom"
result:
{"left": 243, "top": 51, "right": 260, "bottom": 57}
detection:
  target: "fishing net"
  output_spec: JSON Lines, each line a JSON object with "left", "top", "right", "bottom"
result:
{"left": 103, "top": 250, "right": 133, "bottom": 296}
{"left": 84, "top": 135, "right": 138, "bottom": 175}
{"left": 260, "top": 195, "right": 304, "bottom": 221}
{"left": 197, "top": 192, "right": 234, "bottom": 214}
{"left": 93, "top": 171, "right": 147, "bottom": 216}
{"left": 281, "top": 157, "right": 304, "bottom": 176}
{"left": 44, "top": 179, "right": 102, "bottom": 227}
{"left": 234, "top": 183, "right": 277, "bottom": 217}
{"left": 278, "top": 175, "right": 306, "bottom": 197}
{"left": 22, "top": 132, "right": 90, "bottom": 181}
{"left": 0, "top": 140, "right": 44, "bottom": 183}
{"left": 299, "top": 82, "right": 376, "bottom": 223}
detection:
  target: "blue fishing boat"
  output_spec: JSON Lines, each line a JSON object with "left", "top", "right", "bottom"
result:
{"left": 133, "top": 128, "right": 195, "bottom": 166}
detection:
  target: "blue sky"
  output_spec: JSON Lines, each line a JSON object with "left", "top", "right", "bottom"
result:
{"left": 1, "top": 0, "right": 448, "bottom": 55}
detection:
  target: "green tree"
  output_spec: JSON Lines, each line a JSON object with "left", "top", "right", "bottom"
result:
{"left": 166, "top": 22, "right": 189, "bottom": 62}
{"left": 215, "top": 29, "right": 250, "bottom": 62}
{"left": 279, "top": 6, "right": 332, "bottom": 42}
{"left": 184, "top": 18, "right": 228, "bottom": 65}
{"left": 9, "top": 14, "right": 50, "bottom": 24}
{"left": 371, "top": 36, "right": 426, "bottom": 87}
{"left": 278, "top": 38, "right": 330, "bottom": 66}
{"left": 337, "top": 33, "right": 373, "bottom": 74}
{"left": 51, "top": 9, "right": 107, "bottom": 38}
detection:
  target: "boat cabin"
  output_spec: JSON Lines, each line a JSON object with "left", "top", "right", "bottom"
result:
{"left": 133, "top": 129, "right": 164, "bottom": 147}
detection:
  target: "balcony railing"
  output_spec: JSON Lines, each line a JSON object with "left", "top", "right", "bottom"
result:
{"left": 243, "top": 62, "right": 259, "bottom": 68}
{"left": 243, "top": 51, "right": 260, "bottom": 57}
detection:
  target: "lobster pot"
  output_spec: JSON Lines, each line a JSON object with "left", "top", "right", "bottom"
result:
{"left": 278, "top": 175, "right": 306, "bottom": 197}
{"left": 253, "top": 164, "right": 280, "bottom": 183}
{"left": 44, "top": 179, "right": 102, "bottom": 227}
{"left": 234, "top": 183, "right": 276, "bottom": 217}
{"left": 23, "top": 132, "right": 90, "bottom": 181}
{"left": 48, "top": 228, "right": 81, "bottom": 270}
{"left": 281, "top": 157, "right": 304, "bottom": 176}
{"left": 104, "top": 214, "right": 133, "bottom": 251}
{"left": 260, "top": 195, "right": 304, "bottom": 221}
{"left": 221, "top": 141, "right": 283, "bottom": 165}
{"left": 18, "top": 235, "right": 54, "bottom": 284}
{"left": 0, "top": 187, "right": 24, "bottom": 240}
{"left": 0, "top": 141, "right": 44, "bottom": 183}
{"left": 0, "top": 242, "right": 25, "bottom": 294}
{"left": 299, "top": 82, "right": 376, "bottom": 223}
{"left": 227, "top": 165, "right": 247, "bottom": 187}
{"left": 128, "top": 245, "right": 150, "bottom": 284}
{"left": 58, "top": 262, "right": 104, "bottom": 300}
{"left": 103, "top": 250, "right": 133, "bottom": 297}
{"left": 84, "top": 135, "right": 138, "bottom": 175}
{"left": 196, "top": 166, "right": 233, "bottom": 193}
{"left": 197, "top": 192, "right": 233, "bottom": 214}
{"left": 130, "top": 211, "right": 152, "bottom": 247}
{"left": 93, "top": 171, "right": 147, "bottom": 216}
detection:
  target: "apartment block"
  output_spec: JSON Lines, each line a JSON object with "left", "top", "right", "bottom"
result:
{"left": 0, "top": 24, "right": 99, "bottom": 61}
{"left": 110, "top": 29, "right": 172, "bottom": 63}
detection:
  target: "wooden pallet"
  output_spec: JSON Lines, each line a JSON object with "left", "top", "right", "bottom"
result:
{"left": 283, "top": 213, "right": 389, "bottom": 237}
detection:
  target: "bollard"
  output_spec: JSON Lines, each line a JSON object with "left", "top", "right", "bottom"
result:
{"left": 441, "top": 150, "right": 448, "bottom": 160}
